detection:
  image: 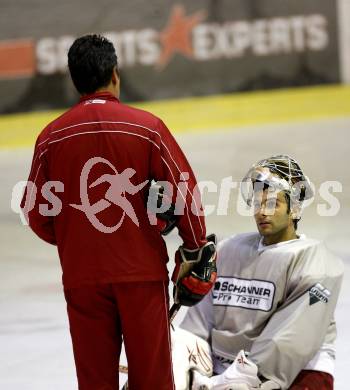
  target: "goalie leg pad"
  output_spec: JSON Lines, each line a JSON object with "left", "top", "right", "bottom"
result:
{"left": 171, "top": 326, "right": 213, "bottom": 390}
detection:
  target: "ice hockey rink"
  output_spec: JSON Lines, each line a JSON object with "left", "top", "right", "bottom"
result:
{"left": 0, "top": 112, "right": 349, "bottom": 389}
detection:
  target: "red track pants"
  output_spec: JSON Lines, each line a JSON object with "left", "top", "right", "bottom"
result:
{"left": 64, "top": 281, "right": 175, "bottom": 390}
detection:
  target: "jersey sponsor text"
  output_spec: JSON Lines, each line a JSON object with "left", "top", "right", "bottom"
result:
{"left": 213, "top": 276, "right": 275, "bottom": 311}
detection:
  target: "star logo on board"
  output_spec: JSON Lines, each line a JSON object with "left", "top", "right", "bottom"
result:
{"left": 157, "top": 5, "right": 207, "bottom": 69}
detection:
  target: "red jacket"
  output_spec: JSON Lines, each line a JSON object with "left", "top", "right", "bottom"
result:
{"left": 21, "top": 92, "right": 206, "bottom": 289}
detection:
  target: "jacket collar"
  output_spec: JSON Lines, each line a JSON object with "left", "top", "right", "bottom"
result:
{"left": 79, "top": 91, "right": 120, "bottom": 103}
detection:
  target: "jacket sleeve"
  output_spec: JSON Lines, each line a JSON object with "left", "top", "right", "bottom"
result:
{"left": 249, "top": 245, "right": 344, "bottom": 389}
{"left": 21, "top": 138, "right": 56, "bottom": 245}
{"left": 150, "top": 118, "right": 206, "bottom": 249}
{"left": 180, "top": 288, "right": 214, "bottom": 342}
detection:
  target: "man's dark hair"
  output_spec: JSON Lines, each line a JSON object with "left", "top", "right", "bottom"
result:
{"left": 68, "top": 34, "right": 118, "bottom": 95}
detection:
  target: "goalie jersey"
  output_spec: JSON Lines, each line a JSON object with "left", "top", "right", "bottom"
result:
{"left": 181, "top": 233, "right": 344, "bottom": 389}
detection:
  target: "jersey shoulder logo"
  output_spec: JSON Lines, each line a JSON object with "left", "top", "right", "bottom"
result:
{"left": 309, "top": 283, "right": 331, "bottom": 305}
{"left": 212, "top": 276, "right": 275, "bottom": 312}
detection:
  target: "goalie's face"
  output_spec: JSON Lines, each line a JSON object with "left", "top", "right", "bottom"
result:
{"left": 253, "top": 189, "right": 297, "bottom": 245}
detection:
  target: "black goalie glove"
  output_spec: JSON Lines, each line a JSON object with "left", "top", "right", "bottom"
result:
{"left": 172, "top": 234, "right": 217, "bottom": 307}
{"left": 148, "top": 183, "right": 177, "bottom": 235}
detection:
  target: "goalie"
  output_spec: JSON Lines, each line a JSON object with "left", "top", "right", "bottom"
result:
{"left": 172, "top": 155, "right": 344, "bottom": 390}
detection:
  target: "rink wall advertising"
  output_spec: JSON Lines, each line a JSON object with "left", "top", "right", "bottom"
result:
{"left": 0, "top": 0, "right": 340, "bottom": 113}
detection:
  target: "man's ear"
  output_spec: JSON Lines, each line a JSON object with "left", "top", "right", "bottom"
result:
{"left": 290, "top": 203, "right": 302, "bottom": 220}
{"left": 111, "top": 67, "right": 120, "bottom": 86}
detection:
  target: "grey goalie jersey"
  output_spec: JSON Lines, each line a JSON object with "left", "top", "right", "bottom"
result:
{"left": 180, "top": 233, "right": 344, "bottom": 389}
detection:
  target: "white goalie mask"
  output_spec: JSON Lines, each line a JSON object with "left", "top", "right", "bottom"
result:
{"left": 240, "top": 155, "right": 314, "bottom": 218}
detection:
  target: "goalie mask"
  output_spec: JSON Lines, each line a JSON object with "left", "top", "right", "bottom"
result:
{"left": 241, "top": 155, "right": 314, "bottom": 219}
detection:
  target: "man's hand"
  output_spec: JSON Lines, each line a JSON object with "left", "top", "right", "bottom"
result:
{"left": 172, "top": 234, "right": 217, "bottom": 306}
{"left": 192, "top": 371, "right": 251, "bottom": 390}
{"left": 191, "top": 350, "right": 262, "bottom": 390}
{"left": 147, "top": 183, "right": 177, "bottom": 235}
{"left": 191, "top": 373, "right": 279, "bottom": 390}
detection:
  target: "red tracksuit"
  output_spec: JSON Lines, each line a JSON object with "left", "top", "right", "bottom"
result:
{"left": 21, "top": 91, "right": 206, "bottom": 389}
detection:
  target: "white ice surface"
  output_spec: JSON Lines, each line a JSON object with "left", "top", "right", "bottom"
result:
{"left": 0, "top": 117, "right": 349, "bottom": 389}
